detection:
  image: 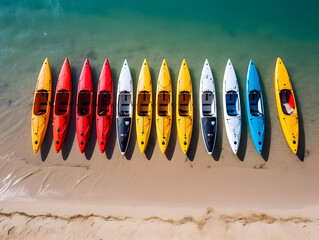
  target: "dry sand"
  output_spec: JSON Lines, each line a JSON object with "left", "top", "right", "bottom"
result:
{"left": 0, "top": 81, "right": 319, "bottom": 239}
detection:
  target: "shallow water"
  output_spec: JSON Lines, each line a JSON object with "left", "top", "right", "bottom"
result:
{"left": 0, "top": 0, "right": 318, "bottom": 160}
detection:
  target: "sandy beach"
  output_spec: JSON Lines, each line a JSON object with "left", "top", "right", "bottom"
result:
{"left": 1, "top": 0, "right": 319, "bottom": 239}
{"left": 0, "top": 93, "right": 318, "bottom": 239}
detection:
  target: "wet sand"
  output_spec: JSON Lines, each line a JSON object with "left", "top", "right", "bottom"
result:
{"left": 0, "top": 74, "right": 319, "bottom": 238}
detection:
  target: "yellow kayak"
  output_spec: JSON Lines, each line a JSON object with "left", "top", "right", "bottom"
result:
{"left": 31, "top": 58, "right": 52, "bottom": 153}
{"left": 176, "top": 59, "right": 193, "bottom": 154}
{"left": 136, "top": 59, "right": 152, "bottom": 153}
{"left": 156, "top": 59, "right": 172, "bottom": 153}
{"left": 274, "top": 57, "right": 299, "bottom": 154}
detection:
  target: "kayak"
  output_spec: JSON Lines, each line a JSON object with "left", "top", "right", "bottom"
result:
{"left": 31, "top": 58, "right": 52, "bottom": 153}
{"left": 116, "top": 59, "right": 133, "bottom": 154}
{"left": 223, "top": 59, "right": 241, "bottom": 154}
{"left": 246, "top": 59, "right": 265, "bottom": 154}
{"left": 274, "top": 57, "right": 299, "bottom": 154}
{"left": 76, "top": 58, "right": 93, "bottom": 154}
{"left": 136, "top": 59, "right": 152, "bottom": 153}
{"left": 176, "top": 59, "right": 193, "bottom": 154}
{"left": 199, "top": 59, "right": 217, "bottom": 154}
{"left": 53, "top": 58, "right": 72, "bottom": 153}
{"left": 156, "top": 59, "right": 172, "bottom": 153}
{"left": 96, "top": 59, "right": 113, "bottom": 153}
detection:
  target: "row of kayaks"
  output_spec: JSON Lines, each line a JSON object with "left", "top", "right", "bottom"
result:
{"left": 31, "top": 57, "right": 299, "bottom": 156}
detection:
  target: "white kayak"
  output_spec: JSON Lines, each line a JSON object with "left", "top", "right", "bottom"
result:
{"left": 199, "top": 59, "right": 217, "bottom": 154}
{"left": 116, "top": 59, "right": 133, "bottom": 154}
{"left": 223, "top": 59, "right": 241, "bottom": 154}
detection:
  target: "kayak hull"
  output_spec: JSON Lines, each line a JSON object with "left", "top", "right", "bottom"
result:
{"left": 136, "top": 59, "right": 152, "bottom": 153}
{"left": 200, "top": 59, "right": 217, "bottom": 154}
{"left": 274, "top": 57, "right": 299, "bottom": 154}
{"left": 176, "top": 59, "right": 193, "bottom": 154}
{"left": 31, "top": 58, "right": 52, "bottom": 153}
{"left": 156, "top": 59, "right": 172, "bottom": 154}
{"left": 96, "top": 59, "right": 113, "bottom": 153}
{"left": 76, "top": 59, "right": 93, "bottom": 154}
{"left": 246, "top": 59, "right": 265, "bottom": 154}
{"left": 116, "top": 59, "right": 133, "bottom": 155}
{"left": 53, "top": 58, "right": 72, "bottom": 153}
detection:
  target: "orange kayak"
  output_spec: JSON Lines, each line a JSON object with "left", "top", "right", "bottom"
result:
{"left": 31, "top": 58, "right": 52, "bottom": 153}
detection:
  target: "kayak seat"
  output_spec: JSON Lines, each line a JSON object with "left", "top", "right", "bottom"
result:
{"left": 83, "top": 102, "right": 90, "bottom": 105}
{"left": 280, "top": 90, "right": 294, "bottom": 115}
{"left": 179, "top": 91, "right": 191, "bottom": 116}
{"left": 139, "top": 111, "right": 148, "bottom": 116}
{"left": 60, "top": 102, "right": 68, "bottom": 105}
{"left": 138, "top": 91, "right": 150, "bottom": 116}
{"left": 159, "top": 110, "right": 167, "bottom": 116}
{"left": 119, "top": 92, "right": 131, "bottom": 117}
{"left": 40, "top": 102, "right": 47, "bottom": 105}
{"left": 59, "top": 109, "right": 67, "bottom": 113}
{"left": 36, "top": 110, "right": 46, "bottom": 116}
{"left": 158, "top": 91, "right": 170, "bottom": 117}
{"left": 100, "top": 109, "right": 109, "bottom": 115}
{"left": 202, "top": 91, "right": 214, "bottom": 116}
{"left": 226, "top": 91, "right": 238, "bottom": 116}
{"left": 249, "top": 91, "right": 263, "bottom": 116}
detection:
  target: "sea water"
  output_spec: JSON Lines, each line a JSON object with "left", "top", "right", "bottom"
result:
{"left": 0, "top": 0, "right": 318, "bottom": 160}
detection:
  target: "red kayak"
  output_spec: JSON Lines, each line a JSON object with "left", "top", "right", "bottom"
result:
{"left": 76, "top": 58, "right": 93, "bottom": 153}
{"left": 53, "top": 58, "right": 72, "bottom": 153}
{"left": 96, "top": 59, "right": 113, "bottom": 153}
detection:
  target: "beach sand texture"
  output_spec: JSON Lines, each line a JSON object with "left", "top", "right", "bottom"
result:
{"left": 1, "top": 0, "right": 319, "bottom": 239}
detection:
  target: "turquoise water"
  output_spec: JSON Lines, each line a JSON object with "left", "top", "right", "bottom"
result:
{"left": 0, "top": 0, "right": 319, "bottom": 159}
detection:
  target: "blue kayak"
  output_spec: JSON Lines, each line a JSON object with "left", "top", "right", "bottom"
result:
{"left": 246, "top": 59, "right": 265, "bottom": 154}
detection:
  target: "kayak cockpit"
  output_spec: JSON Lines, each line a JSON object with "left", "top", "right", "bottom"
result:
{"left": 77, "top": 90, "right": 92, "bottom": 116}
{"left": 226, "top": 90, "right": 239, "bottom": 116}
{"left": 97, "top": 91, "right": 111, "bottom": 117}
{"left": 202, "top": 91, "right": 215, "bottom": 116}
{"left": 33, "top": 90, "right": 49, "bottom": 116}
{"left": 54, "top": 90, "right": 70, "bottom": 116}
{"left": 118, "top": 91, "right": 131, "bottom": 117}
{"left": 158, "top": 91, "right": 170, "bottom": 117}
{"left": 249, "top": 91, "right": 263, "bottom": 116}
{"left": 179, "top": 91, "right": 191, "bottom": 116}
{"left": 137, "top": 91, "right": 151, "bottom": 117}
{"left": 280, "top": 89, "right": 295, "bottom": 115}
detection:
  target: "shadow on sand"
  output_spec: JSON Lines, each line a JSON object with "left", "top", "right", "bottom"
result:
{"left": 84, "top": 64, "right": 99, "bottom": 160}
{"left": 235, "top": 69, "right": 247, "bottom": 161}
{"left": 144, "top": 67, "right": 157, "bottom": 160}
{"left": 294, "top": 81, "right": 305, "bottom": 161}
{"left": 62, "top": 63, "right": 78, "bottom": 160}
{"left": 124, "top": 68, "right": 137, "bottom": 160}
{"left": 164, "top": 66, "right": 177, "bottom": 161}
{"left": 105, "top": 67, "right": 118, "bottom": 160}
{"left": 211, "top": 67, "right": 222, "bottom": 161}
{"left": 260, "top": 72, "right": 271, "bottom": 161}
{"left": 41, "top": 66, "right": 58, "bottom": 161}
{"left": 186, "top": 67, "right": 199, "bottom": 161}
